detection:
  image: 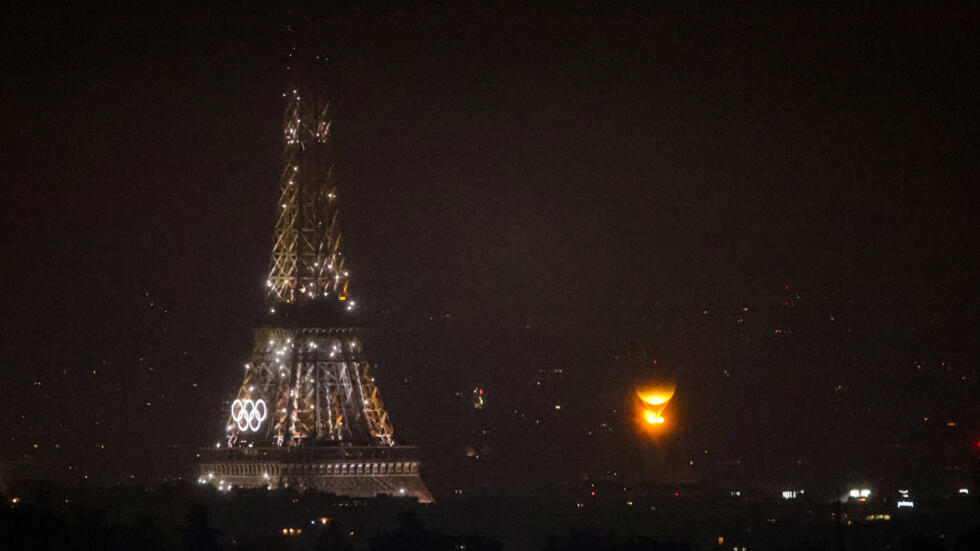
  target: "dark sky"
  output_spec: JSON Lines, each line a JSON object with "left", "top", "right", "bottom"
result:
{"left": 1, "top": 3, "right": 977, "bottom": 495}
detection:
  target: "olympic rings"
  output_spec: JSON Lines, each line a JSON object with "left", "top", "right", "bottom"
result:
{"left": 231, "top": 398, "right": 268, "bottom": 432}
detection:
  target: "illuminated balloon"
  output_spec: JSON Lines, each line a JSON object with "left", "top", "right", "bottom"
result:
{"left": 643, "top": 410, "right": 665, "bottom": 424}
{"left": 634, "top": 379, "right": 676, "bottom": 429}
{"left": 635, "top": 380, "right": 676, "bottom": 406}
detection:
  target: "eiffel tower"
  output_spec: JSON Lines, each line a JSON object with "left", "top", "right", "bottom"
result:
{"left": 197, "top": 79, "right": 432, "bottom": 502}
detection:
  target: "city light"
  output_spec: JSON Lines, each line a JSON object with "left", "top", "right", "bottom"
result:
{"left": 848, "top": 488, "right": 871, "bottom": 501}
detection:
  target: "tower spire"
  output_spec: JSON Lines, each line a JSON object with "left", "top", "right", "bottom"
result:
{"left": 267, "top": 6, "right": 350, "bottom": 312}
{"left": 266, "top": 88, "right": 351, "bottom": 310}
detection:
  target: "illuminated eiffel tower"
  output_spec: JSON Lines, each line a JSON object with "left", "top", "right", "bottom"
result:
{"left": 197, "top": 81, "right": 432, "bottom": 502}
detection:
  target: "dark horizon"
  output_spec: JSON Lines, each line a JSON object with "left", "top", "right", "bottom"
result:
{"left": 0, "top": 3, "right": 977, "bottom": 500}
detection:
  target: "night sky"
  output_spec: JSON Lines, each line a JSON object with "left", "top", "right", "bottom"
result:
{"left": 1, "top": 3, "right": 977, "bottom": 496}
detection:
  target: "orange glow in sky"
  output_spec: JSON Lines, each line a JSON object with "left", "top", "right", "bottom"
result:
{"left": 644, "top": 410, "right": 665, "bottom": 424}
{"left": 634, "top": 379, "right": 675, "bottom": 433}
{"left": 635, "top": 381, "right": 676, "bottom": 406}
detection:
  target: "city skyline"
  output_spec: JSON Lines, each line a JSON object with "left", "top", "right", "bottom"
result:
{"left": 0, "top": 3, "right": 976, "bottom": 502}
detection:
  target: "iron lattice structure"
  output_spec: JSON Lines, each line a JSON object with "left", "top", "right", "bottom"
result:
{"left": 198, "top": 89, "right": 431, "bottom": 502}
{"left": 266, "top": 91, "right": 349, "bottom": 307}
{"left": 223, "top": 327, "right": 394, "bottom": 448}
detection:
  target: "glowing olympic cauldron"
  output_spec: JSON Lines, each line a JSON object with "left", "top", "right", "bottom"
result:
{"left": 635, "top": 380, "right": 676, "bottom": 425}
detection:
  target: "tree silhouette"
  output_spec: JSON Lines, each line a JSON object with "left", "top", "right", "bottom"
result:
{"left": 182, "top": 504, "right": 218, "bottom": 551}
